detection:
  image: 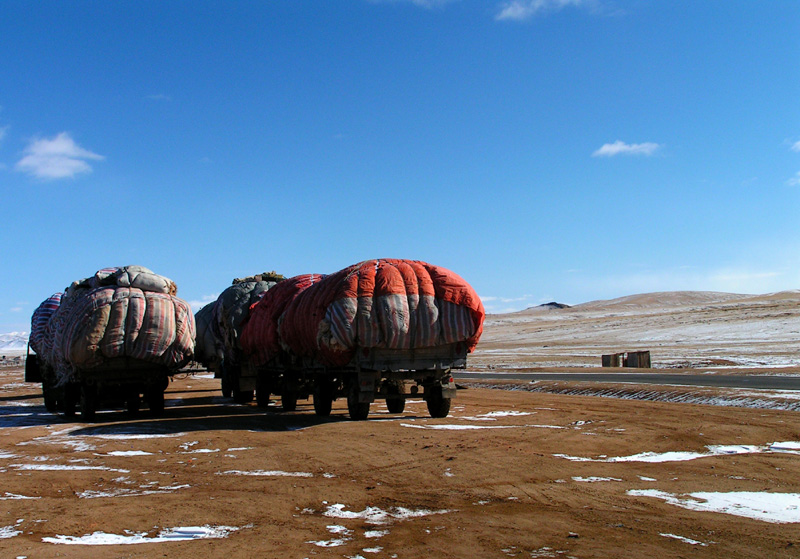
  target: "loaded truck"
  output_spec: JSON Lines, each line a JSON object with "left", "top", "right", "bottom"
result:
{"left": 237, "top": 259, "right": 485, "bottom": 420}
{"left": 27, "top": 266, "right": 196, "bottom": 420}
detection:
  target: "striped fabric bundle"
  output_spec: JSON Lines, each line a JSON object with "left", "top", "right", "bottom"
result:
{"left": 32, "top": 266, "right": 195, "bottom": 383}
{"left": 29, "top": 293, "right": 62, "bottom": 354}
{"left": 53, "top": 288, "right": 194, "bottom": 370}
{"left": 277, "top": 259, "right": 485, "bottom": 367}
{"left": 210, "top": 276, "right": 281, "bottom": 360}
{"left": 240, "top": 274, "right": 323, "bottom": 366}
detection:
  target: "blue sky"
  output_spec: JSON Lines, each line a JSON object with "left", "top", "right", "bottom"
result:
{"left": 1, "top": 0, "right": 799, "bottom": 332}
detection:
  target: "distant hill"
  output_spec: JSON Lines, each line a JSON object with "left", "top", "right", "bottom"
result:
{"left": 535, "top": 302, "right": 571, "bottom": 310}
{"left": 0, "top": 332, "right": 28, "bottom": 351}
{"left": 574, "top": 291, "right": 753, "bottom": 310}
{"left": 504, "top": 290, "right": 800, "bottom": 317}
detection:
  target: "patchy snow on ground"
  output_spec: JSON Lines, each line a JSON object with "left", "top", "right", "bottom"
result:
{"left": 77, "top": 484, "right": 190, "bottom": 499}
{"left": 629, "top": 490, "right": 800, "bottom": 524}
{"left": 659, "top": 533, "right": 709, "bottom": 546}
{"left": 555, "top": 443, "right": 798, "bottom": 463}
{"left": 0, "top": 493, "right": 39, "bottom": 500}
{"left": 11, "top": 463, "right": 130, "bottom": 473}
{"left": 322, "top": 504, "right": 452, "bottom": 525}
{"left": 43, "top": 525, "right": 241, "bottom": 545}
{"left": 0, "top": 521, "right": 23, "bottom": 539}
{"left": 100, "top": 450, "right": 153, "bottom": 457}
{"left": 216, "top": 469, "right": 314, "bottom": 477}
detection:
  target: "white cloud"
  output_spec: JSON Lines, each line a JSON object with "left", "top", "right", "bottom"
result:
{"left": 592, "top": 140, "right": 661, "bottom": 157}
{"left": 495, "top": 0, "right": 590, "bottom": 20}
{"left": 16, "top": 132, "right": 104, "bottom": 180}
{"left": 187, "top": 295, "right": 219, "bottom": 313}
{"left": 791, "top": 141, "right": 800, "bottom": 153}
{"left": 787, "top": 172, "right": 800, "bottom": 187}
{"left": 480, "top": 293, "right": 542, "bottom": 313}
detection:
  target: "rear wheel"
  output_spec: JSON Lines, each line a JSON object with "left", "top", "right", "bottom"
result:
{"left": 62, "top": 385, "right": 78, "bottom": 418}
{"left": 233, "top": 389, "right": 254, "bottom": 404}
{"left": 256, "top": 376, "right": 272, "bottom": 408}
{"left": 126, "top": 394, "right": 141, "bottom": 416}
{"left": 79, "top": 384, "right": 97, "bottom": 421}
{"left": 385, "top": 380, "right": 406, "bottom": 414}
{"left": 42, "top": 379, "right": 58, "bottom": 412}
{"left": 146, "top": 389, "right": 165, "bottom": 417}
{"left": 282, "top": 390, "right": 298, "bottom": 412}
{"left": 221, "top": 376, "right": 233, "bottom": 398}
{"left": 347, "top": 384, "right": 370, "bottom": 421}
{"left": 313, "top": 381, "right": 333, "bottom": 417}
{"left": 425, "top": 385, "right": 451, "bottom": 418}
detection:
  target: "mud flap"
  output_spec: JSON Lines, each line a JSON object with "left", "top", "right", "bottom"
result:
{"left": 25, "top": 351, "right": 41, "bottom": 383}
{"left": 357, "top": 372, "right": 378, "bottom": 404}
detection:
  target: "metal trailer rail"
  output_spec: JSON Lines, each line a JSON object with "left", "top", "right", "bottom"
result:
{"left": 26, "top": 353, "right": 172, "bottom": 421}
{"left": 228, "top": 343, "right": 468, "bottom": 420}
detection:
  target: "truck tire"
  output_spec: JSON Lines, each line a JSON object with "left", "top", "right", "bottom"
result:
{"left": 233, "top": 389, "right": 254, "bottom": 404}
{"left": 313, "top": 382, "right": 333, "bottom": 417}
{"left": 79, "top": 384, "right": 97, "bottom": 421}
{"left": 62, "top": 385, "right": 78, "bottom": 418}
{"left": 385, "top": 380, "right": 406, "bottom": 414}
{"left": 256, "top": 376, "right": 272, "bottom": 408}
{"left": 146, "top": 389, "right": 165, "bottom": 417}
{"left": 42, "top": 378, "right": 58, "bottom": 412}
{"left": 282, "top": 390, "right": 298, "bottom": 412}
{"left": 221, "top": 376, "right": 233, "bottom": 399}
{"left": 426, "top": 386, "right": 451, "bottom": 418}
{"left": 127, "top": 394, "right": 141, "bottom": 416}
{"left": 347, "top": 384, "right": 370, "bottom": 421}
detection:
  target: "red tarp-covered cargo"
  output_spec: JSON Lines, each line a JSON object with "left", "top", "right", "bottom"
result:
{"left": 240, "top": 274, "right": 323, "bottom": 366}
{"left": 242, "top": 259, "right": 484, "bottom": 368}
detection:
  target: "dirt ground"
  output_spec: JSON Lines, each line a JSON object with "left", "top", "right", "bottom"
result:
{"left": 1, "top": 291, "right": 799, "bottom": 558}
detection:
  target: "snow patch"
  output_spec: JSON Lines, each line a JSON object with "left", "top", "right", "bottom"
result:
{"left": 101, "top": 450, "right": 153, "bottom": 457}
{"left": 629, "top": 490, "right": 800, "bottom": 523}
{"left": 217, "top": 470, "right": 313, "bottom": 477}
{"left": 660, "top": 533, "right": 709, "bottom": 546}
{"left": 43, "top": 525, "right": 240, "bottom": 545}
{"left": 11, "top": 463, "right": 130, "bottom": 473}
{"left": 323, "top": 503, "right": 451, "bottom": 525}
{"left": 555, "top": 443, "right": 788, "bottom": 463}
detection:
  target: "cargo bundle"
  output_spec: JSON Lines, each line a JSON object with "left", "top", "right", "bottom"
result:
{"left": 27, "top": 265, "right": 195, "bottom": 420}
{"left": 198, "top": 271, "right": 284, "bottom": 402}
{"left": 237, "top": 259, "right": 484, "bottom": 419}
{"left": 193, "top": 302, "right": 221, "bottom": 370}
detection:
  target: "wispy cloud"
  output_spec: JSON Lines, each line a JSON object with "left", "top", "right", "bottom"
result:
{"left": 16, "top": 132, "right": 104, "bottom": 180}
{"left": 592, "top": 140, "right": 662, "bottom": 157}
{"left": 495, "top": 0, "right": 591, "bottom": 21}
{"left": 787, "top": 172, "right": 800, "bottom": 187}
{"left": 187, "top": 295, "right": 219, "bottom": 313}
{"left": 0, "top": 125, "right": 8, "bottom": 144}
{"left": 481, "top": 293, "right": 551, "bottom": 314}
{"left": 791, "top": 140, "right": 800, "bottom": 153}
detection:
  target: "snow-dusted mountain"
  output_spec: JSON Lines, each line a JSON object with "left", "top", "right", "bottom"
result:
{"left": 0, "top": 332, "right": 28, "bottom": 351}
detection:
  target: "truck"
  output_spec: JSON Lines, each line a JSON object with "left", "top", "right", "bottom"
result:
{"left": 238, "top": 260, "right": 485, "bottom": 420}
{"left": 27, "top": 266, "right": 196, "bottom": 421}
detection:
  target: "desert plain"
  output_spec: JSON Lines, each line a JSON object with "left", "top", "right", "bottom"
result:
{"left": 1, "top": 290, "right": 799, "bottom": 558}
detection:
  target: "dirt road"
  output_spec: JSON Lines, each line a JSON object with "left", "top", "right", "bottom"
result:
{"left": 1, "top": 363, "right": 799, "bottom": 559}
